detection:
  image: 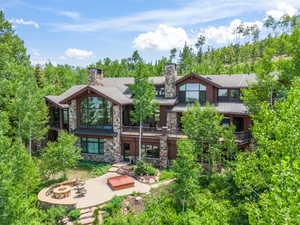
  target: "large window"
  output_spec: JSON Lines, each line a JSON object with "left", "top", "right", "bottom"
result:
{"left": 63, "top": 109, "right": 69, "bottom": 130}
{"left": 80, "top": 97, "right": 112, "bottom": 129}
{"left": 81, "top": 137, "right": 104, "bottom": 154}
{"left": 218, "top": 89, "right": 240, "bottom": 102}
{"left": 155, "top": 87, "right": 165, "bottom": 97}
{"left": 142, "top": 144, "right": 160, "bottom": 159}
{"left": 50, "top": 108, "right": 60, "bottom": 128}
{"left": 179, "top": 83, "right": 207, "bottom": 104}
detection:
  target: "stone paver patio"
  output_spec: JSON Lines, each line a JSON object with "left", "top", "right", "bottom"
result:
{"left": 76, "top": 172, "right": 150, "bottom": 208}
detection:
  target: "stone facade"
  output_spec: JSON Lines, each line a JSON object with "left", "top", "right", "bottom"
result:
{"left": 164, "top": 63, "right": 177, "bottom": 98}
{"left": 167, "top": 112, "right": 178, "bottom": 131}
{"left": 81, "top": 138, "right": 117, "bottom": 163}
{"left": 69, "top": 100, "right": 77, "bottom": 131}
{"left": 112, "top": 104, "right": 122, "bottom": 162}
{"left": 88, "top": 68, "right": 103, "bottom": 86}
{"left": 159, "top": 134, "right": 168, "bottom": 168}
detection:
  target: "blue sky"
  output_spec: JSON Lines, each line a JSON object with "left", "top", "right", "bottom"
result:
{"left": 1, "top": 0, "right": 299, "bottom": 66}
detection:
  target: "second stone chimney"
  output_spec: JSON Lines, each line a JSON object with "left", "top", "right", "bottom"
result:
{"left": 88, "top": 68, "right": 103, "bottom": 86}
{"left": 164, "top": 63, "right": 177, "bottom": 98}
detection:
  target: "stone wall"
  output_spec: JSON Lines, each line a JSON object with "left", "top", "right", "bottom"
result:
{"left": 69, "top": 100, "right": 77, "bottom": 131}
{"left": 81, "top": 138, "right": 116, "bottom": 163}
{"left": 112, "top": 105, "right": 122, "bottom": 162}
{"left": 159, "top": 134, "right": 168, "bottom": 168}
{"left": 167, "top": 112, "right": 178, "bottom": 131}
{"left": 164, "top": 64, "right": 177, "bottom": 98}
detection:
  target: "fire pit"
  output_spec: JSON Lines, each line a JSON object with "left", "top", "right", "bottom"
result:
{"left": 53, "top": 185, "right": 71, "bottom": 199}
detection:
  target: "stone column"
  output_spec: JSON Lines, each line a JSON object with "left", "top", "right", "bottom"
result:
{"left": 164, "top": 63, "right": 177, "bottom": 98}
{"left": 69, "top": 100, "right": 77, "bottom": 131}
{"left": 159, "top": 127, "right": 169, "bottom": 168}
{"left": 112, "top": 104, "right": 122, "bottom": 162}
{"left": 167, "top": 112, "right": 178, "bottom": 131}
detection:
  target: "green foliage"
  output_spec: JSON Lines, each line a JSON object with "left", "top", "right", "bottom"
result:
{"left": 40, "top": 206, "right": 67, "bottom": 225}
{"left": 41, "top": 131, "right": 82, "bottom": 178}
{"left": 67, "top": 209, "right": 81, "bottom": 221}
{"left": 129, "top": 70, "right": 157, "bottom": 159}
{"left": 173, "top": 139, "right": 201, "bottom": 212}
{"left": 0, "top": 119, "right": 41, "bottom": 225}
{"left": 134, "top": 160, "right": 157, "bottom": 176}
{"left": 92, "top": 207, "right": 101, "bottom": 225}
{"left": 181, "top": 103, "right": 237, "bottom": 175}
{"left": 103, "top": 196, "right": 125, "bottom": 216}
{"left": 76, "top": 161, "right": 111, "bottom": 176}
{"left": 159, "top": 168, "right": 176, "bottom": 181}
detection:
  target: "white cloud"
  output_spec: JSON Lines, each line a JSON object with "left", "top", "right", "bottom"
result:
{"left": 53, "top": 0, "right": 271, "bottom": 32}
{"left": 266, "top": 2, "right": 298, "bottom": 20}
{"left": 133, "top": 24, "right": 191, "bottom": 50}
{"left": 199, "top": 19, "right": 263, "bottom": 44}
{"left": 59, "top": 11, "right": 81, "bottom": 20}
{"left": 64, "top": 48, "right": 94, "bottom": 60}
{"left": 9, "top": 18, "right": 40, "bottom": 29}
{"left": 30, "top": 49, "right": 41, "bottom": 57}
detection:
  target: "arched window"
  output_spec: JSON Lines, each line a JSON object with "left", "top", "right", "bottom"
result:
{"left": 178, "top": 83, "right": 207, "bottom": 104}
{"left": 80, "top": 97, "right": 112, "bottom": 129}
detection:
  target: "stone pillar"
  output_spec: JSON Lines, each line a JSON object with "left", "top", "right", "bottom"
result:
{"left": 159, "top": 127, "right": 169, "bottom": 168}
{"left": 167, "top": 112, "right": 178, "bottom": 131}
{"left": 164, "top": 63, "right": 177, "bottom": 98}
{"left": 88, "top": 68, "right": 103, "bottom": 86}
{"left": 69, "top": 100, "right": 77, "bottom": 131}
{"left": 112, "top": 104, "right": 122, "bottom": 162}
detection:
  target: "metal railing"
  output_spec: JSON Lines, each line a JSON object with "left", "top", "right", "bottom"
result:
{"left": 122, "top": 126, "right": 251, "bottom": 144}
{"left": 235, "top": 130, "right": 251, "bottom": 144}
{"left": 122, "top": 125, "right": 162, "bottom": 133}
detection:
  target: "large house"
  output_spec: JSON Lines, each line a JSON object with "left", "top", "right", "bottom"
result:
{"left": 45, "top": 64, "right": 256, "bottom": 168}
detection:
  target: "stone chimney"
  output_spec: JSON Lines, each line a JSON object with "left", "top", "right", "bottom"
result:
{"left": 164, "top": 63, "right": 177, "bottom": 98}
{"left": 88, "top": 68, "right": 103, "bottom": 86}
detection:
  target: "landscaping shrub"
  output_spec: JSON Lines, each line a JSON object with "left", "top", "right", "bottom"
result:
{"left": 91, "top": 164, "right": 111, "bottom": 176}
{"left": 134, "top": 161, "right": 157, "bottom": 176}
{"left": 159, "top": 169, "right": 176, "bottom": 181}
{"left": 77, "top": 161, "right": 111, "bottom": 176}
{"left": 103, "top": 196, "right": 125, "bottom": 216}
{"left": 68, "top": 209, "right": 81, "bottom": 221}
{"left": 42, "top": 206, "right": 67, "bottom": 225}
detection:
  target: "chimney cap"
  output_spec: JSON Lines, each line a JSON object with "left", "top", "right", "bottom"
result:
{"left": 88, "top": 67, "right": 103, "bottom": 74}
{"left": 166, "top": 62, "right": 176, "bottom": 66}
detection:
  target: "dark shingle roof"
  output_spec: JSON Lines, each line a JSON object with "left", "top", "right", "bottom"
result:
{"left": 45, "top": 73, "right": 256, "bottom": 109}
{"left": 170, "top": 102, "right": 248, "bottom": 115}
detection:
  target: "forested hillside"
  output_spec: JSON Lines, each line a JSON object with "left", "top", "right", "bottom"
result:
{"left": 0, "top": 8, "right": 300, "bottom": 225}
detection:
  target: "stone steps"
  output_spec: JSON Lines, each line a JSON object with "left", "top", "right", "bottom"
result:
{"left": 63, "top": 206, "right": 104, "bottom": 225}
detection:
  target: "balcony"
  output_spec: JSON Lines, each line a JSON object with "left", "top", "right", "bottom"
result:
{"left": 122, "top": 126, "right": 251, "bottom": 145}
{"left": 235, "top": 130, "right": 251, "bottom": 145}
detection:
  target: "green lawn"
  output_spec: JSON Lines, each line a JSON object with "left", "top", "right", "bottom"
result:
{"left": 67, "top": 161, "right": 112, "bottom": 181}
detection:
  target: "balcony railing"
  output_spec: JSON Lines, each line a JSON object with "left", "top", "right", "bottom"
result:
{"left": 122, "top": 126, "right": 251, "bottom": 144}
{"left": 122, "top": 126, "right": 162, "bottom": 134}
{"left": 235, "top": 130, "right": 251, "bottom": 144}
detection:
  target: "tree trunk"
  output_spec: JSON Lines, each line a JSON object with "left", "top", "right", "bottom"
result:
{"left": 138, "top": 119, "right": 142, "bottom": 160}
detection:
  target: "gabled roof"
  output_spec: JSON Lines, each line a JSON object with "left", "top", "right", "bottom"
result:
{"left": 176, "top": 73, "right": 222, "bottom": 88}
{"left": 203, "top": 74, "right": 256, "bottom": 88}
{"left": 45, "top": 73, "right": 257, "bottom": 108}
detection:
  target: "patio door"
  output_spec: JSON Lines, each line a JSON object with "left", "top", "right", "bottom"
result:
{"left": 122, "top": 143, "right": 131, "bottom": 162}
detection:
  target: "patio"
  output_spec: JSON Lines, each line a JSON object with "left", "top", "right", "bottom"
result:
{"left": 38, "top": 171, "right": 151, "bottom": 209}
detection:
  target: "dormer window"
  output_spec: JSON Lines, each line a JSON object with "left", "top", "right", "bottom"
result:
{"left": 179, "top": 83, "right": 207, "bottom": 104}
